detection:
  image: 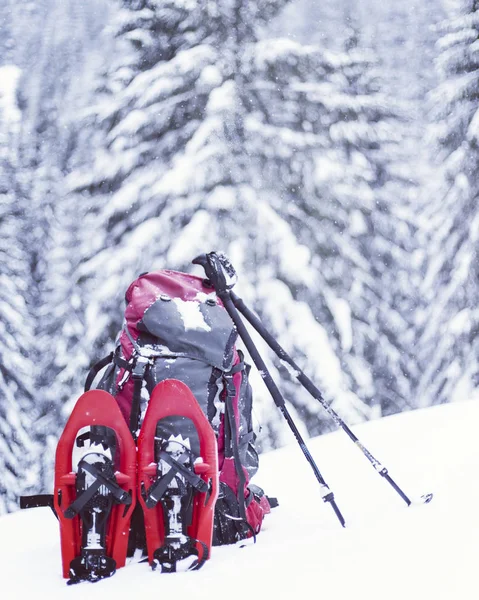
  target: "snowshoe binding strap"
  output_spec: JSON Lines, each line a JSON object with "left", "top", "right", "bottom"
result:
{"left": 64, "top": 457, "right": 131, "bottom": 519}
{"left": 145, "top": 448, "right": 208, "bottom": 508}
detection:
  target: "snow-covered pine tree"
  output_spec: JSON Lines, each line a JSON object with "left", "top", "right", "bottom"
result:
{"left": 319, "top": 15, "right": 422, "bottom": 418}
{"left": 260, "top": 6, "right": 421, "bottom": 418}
{"left": 0, "top": 63, "right": 38, "bottom": 513}
{"left": 342, "top": 0, "right": 445, "bottom": 415}
{"left": 417, "top": 0, "right": 479, "bottom": 406}
{"left": 63, "top": 0, "right": 415, "bottom": 453}
{"left": 269, "top": 0, "right": 446, "bottom": 416}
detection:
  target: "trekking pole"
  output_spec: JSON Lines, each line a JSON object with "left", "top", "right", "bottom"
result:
{"left": 194, "top": 252, "right": 433, "bottom": 508}
{"left": 193, "top": 253, "right": 346, "bottom": 527}
{"left": 229, "top": 289, "right": 433, "bottom": 507}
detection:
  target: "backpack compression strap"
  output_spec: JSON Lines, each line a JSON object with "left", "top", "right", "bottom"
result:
{"left": 129, "top": 356, "right": 150, "bottom": 438}
{"left": 83, "top": 349, "right": 149, "bottom": 439}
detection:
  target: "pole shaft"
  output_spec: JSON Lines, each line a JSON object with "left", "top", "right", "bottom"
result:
{"left": 221, "top": 295, "right": 321, "bottom": 479}
{"left": 230, "top": 291, "right": 413, "bottom": 506}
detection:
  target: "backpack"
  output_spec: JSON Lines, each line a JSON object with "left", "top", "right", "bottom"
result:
{"left": 90, "top": 269, "right": 271, "bottom": 544}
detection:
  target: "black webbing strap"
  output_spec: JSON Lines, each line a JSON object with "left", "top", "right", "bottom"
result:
{"left": 158, "top": 451, "right": 208, "bottom": 493}
{"left": 129, "top": 356, "right": 150, "bottom": 438}
{"left": 230, "top": 359, "right": 245, "bottom": 375}
{"left": 64, "top": 478, "right": 104, "bottom": 519}
{"left": 84, "top": 352, "right": 114, "bottom": 392}
{"left": 81, "top": 461, "right": 132, "bottom": 504}
{"left": 83, "top": 349, "right": 149, "bottom": 438}
{"left": 223, "top": 369, "right": 248, "bottom": 523}
{"left": 145, "top": 466, "right": 180, "bottom": 508}
{"left": 146, "top": 450, "right": 208, "bottom": 509}
{"left": 20, "top": 494, "right": 57, "bottom": 519}
{"left": 129, "top": 378, "right": 143, "bottom": 437}
{"left": 267, "top": 496, "right": 279, "bottom": 509}
{"left": 115, "top": 354, "right": 132, "bottom": 371}
{"left": 64, "top": 460, "right": 131, "bottom": 519}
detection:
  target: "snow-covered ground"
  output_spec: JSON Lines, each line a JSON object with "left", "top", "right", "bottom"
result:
{"left": 2, "top": 399, "right": 477, "bottom": 600}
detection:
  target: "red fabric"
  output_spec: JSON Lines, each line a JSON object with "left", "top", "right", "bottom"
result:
{"left": 219, "top": 457, "right": 243, "bottom": 493}
{"left": 219, "top": 457, "right": 270, "bottom": 536}
{"left": 246, "top": 494, "right": 271, "bottom": 535}
{"left": 115, "top": 378, "right": 135, "bottom": 424}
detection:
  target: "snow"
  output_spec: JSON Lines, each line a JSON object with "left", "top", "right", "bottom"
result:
{"left": 2, "top": 399, "right": 478, "bottom": 599}
{"left": 195, "top": 291, "right": 217, "bottom": 303}
{"left": 173, "top": 297, "right": 211, "bottom": 332}
{"left": 206, "top": 186, "right": 237, "bottom": 210}
{"left": 255, "top": 202, "right": 315, "bottom": 286}
{"left": 166, "top": 210, "right": 212, "bottom": 265}
{"left": 279, "top": 359, "right": 301, "bottom": 379}
{"left": 349, "top": 208, "right": 369, "bottom": 237}
{"left": 323, "top": 291, "right": 353, "bottom": 352}
{"left": 0, "top": 65, "right": 21, "bottom": 124}
{"left": 197, "top": 65, "right": 223, "bottom": 92}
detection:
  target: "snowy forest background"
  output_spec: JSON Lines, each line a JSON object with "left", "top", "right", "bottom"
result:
{"left": 0, "top": 0, "right": 478, "bottom": 514}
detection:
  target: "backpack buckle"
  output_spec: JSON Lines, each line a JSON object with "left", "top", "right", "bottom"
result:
{"left": 132, "top": 355, "right": 150, "bottom": 379}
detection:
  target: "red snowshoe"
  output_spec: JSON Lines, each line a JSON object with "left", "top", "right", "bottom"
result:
{"left": 138, "top": 380, "right": 219, "bottom": 572}
{"left": 54, "top": 389, "right": 137, "bottom": 584}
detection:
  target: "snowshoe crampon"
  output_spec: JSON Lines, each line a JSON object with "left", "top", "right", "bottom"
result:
{"left": 54, "top": 390, "right": 137, "bottom": 583}
{"left": 138, "top": 379, "right": 219, "bottom": 572}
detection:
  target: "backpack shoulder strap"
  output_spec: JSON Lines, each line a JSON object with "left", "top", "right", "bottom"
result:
{"left": 84, "top": 352, "right": 114, "bottom": 392}
{"left": 84, "top": 350, "right": 131, "bottom": 392}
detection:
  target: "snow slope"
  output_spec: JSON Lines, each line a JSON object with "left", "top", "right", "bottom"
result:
{"left": 2, "top": 399, "right": 478, "bottom": 600}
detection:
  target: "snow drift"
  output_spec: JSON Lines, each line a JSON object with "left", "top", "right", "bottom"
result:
{"left": 1, "top": 399, "right": 477, "bottom": 600}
